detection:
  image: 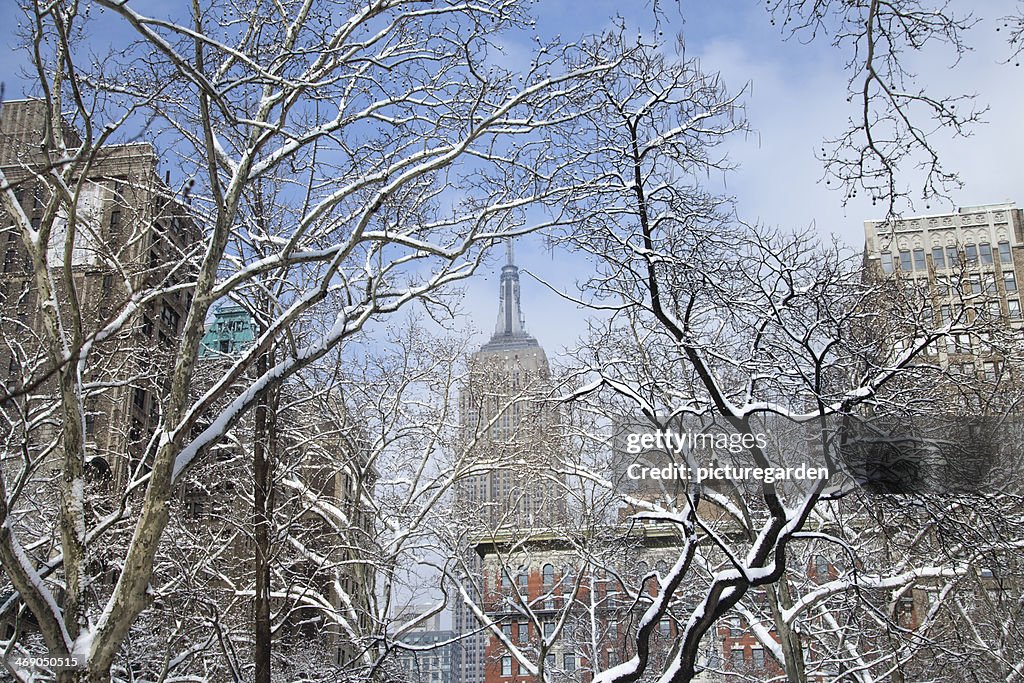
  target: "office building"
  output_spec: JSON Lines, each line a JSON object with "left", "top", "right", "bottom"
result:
{"left": 863, "top": 202, "right": 1024, "bottom": 379}
{"left": 393, "top": 607, "right": 458, "bottom": 683}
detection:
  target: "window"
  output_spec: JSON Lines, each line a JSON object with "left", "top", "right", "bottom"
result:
{"left": 500, "top": 570, "right": 512, "bottom": 592}
{"left": 814, "top": 554, "right": 829, "bottom": 577}
{"left": 161, "top": 305, "right": 180, "bottom": 333}
{"left": 880, "top": 252, "right": 894, "bottom": 274}
{"left": 968, "top": 274, "right": 982, "bottom": 295}
{"left": 980, "top": 242, "right": 993, "bottom": 264}
{"left": 752, "top": 648, "right": 765, "bottom": 669}
{"left": 659, "top": 618, "right": 671, "bottom": 636}
{"left": 946, "top": 245, "right": 960, "bottom": 267}
{"left": 983, "top": 361, "right": 1000, "bottom": 382}
{"left": 132, "top": 387, "right": 147, "bottom": 409}
{"left": 500, "top": 656, "right": 511, "bottom": 677}
{"left": 899, "top": 597, "right": 916, "bottom": 623}
{"left": 562, "top": 564, "right": 576, "bottom": 589}
{"left": 516, "top": 570, "right": 528, "bottom": 594}
{"left": 731, "top": 648, "right": 746, "bottom": 667}
{"left": 517, "top": 620, "right": 527, "bottom": 644}
{"left": 142, "top": 315, "right": 153, "bottom": 338}
{"left": 542, "top": 563, "right": 555, "bottom": 588}
{"left": 501, "top": 623, "right": 512, "bottom": 640}
{"left": 998, "top": 240, "right": 1012, "bottom": 264}
{"left": 898, "top": 250, "right": 912, "bottom": 271}
{"left": 113, "top": 176, "right": 126, "bottom": 201}
{"left": 728, "top": 616, "right": 742, "bottom": 637}
{"left": 984, "top": 273, "right": 997, "bottom": 294}
{"left": 186, "top": 497, "right": 205, "bottom": 517}
{"left": 564, "top": 652, "right": 576, "bottom": 671}
{"left": 546, "top": 654, "right": 556, "bottom": 672}
{"left": 1009, "top": 299, "right": 1021, "bottom": 319}
{"left": 965, "top": 243, "right": 978, "bottom": 264}
{"left": 1004, "top": 271, "right": 1017, "bottom": 293}
{"left": 85, "top": 413, "right": 95, "bottom": 435}
{"left": 912, "top": 248, "right": 926, "bottom": 271}
{"left": 542, "top": 620, "right": 554, "bottom": 638}
{"left": 931, "top": 246, "right": 946, "bottom": 269}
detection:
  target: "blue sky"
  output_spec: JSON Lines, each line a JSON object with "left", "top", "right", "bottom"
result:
{"left": 0, "top": 1, "right": 1019, "bottom": 362}
{"left": 463, "top": 1, "right": 1024, "bottom": 361}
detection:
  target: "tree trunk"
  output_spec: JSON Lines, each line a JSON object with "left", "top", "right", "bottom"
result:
{"left": 253, "top": 343, "right": 277, "bottom": 683}
{"left": 769, "top": 578, "right": 808, "bottom": 683}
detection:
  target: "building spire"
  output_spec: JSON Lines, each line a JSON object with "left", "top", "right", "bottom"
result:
{"left": 481, "top": 238, "right": 540, "bottom": 351}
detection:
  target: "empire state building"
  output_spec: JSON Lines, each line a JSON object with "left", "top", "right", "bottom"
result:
{"left": 457, "top": 243, "right": 566, "bottom": 528}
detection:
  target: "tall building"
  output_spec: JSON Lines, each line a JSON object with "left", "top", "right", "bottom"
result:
{"left": 186, "top": 301, "right": 379, "bottom": 673}
{"left": 0, "top": 98, "right": 197, "bottom": 484}
{"left": 0, "top": 98, "right": 198, "bottom": 666}
{"left": 393, "top": 606, "right": 458, "bottom": 683}
{"left": 453, "top": 243, "right": 567, "bottom": 683}
{"left": 863, "top": 202, "right": 1024, "bottom": 375}
{"left": 457, "top": 243, "right": 565, "bottom": 528}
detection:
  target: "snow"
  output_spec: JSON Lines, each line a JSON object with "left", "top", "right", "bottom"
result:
{"left": 71, "top": 624, "right": 95, "bottom": 663}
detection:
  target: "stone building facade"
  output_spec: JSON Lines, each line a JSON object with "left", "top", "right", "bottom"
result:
{"left": 0, "top": 98, "right": 198, "bottom": 485}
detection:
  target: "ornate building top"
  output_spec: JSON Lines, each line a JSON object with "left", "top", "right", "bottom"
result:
{"left": 479, "top": 241, "right": 542, "bottom": 353}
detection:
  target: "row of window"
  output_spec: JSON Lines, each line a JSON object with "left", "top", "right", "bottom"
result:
{"left": 928, "top": 298, "right": 1023, "bottom": 323}
{"left": 881, "top": 241, "right": 1013, "bottom": 274}
{"left": 500, "top": 620, "right": 556, "bottom": 643}
{"left": 731, "top": 646, "right": 766, "bottom": 669}
{"left": 499, "top": 564, "right": 575, "bottom": 592}
{"left": 897, "top": 330, "right": 1013, "bottom": 362}
{"left": 500, "top": 652, "right": 577, "bottom": 676}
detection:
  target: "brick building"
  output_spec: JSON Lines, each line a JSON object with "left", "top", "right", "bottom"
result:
{"left": 472, "top": 525, "right": 730, "bottom": 683}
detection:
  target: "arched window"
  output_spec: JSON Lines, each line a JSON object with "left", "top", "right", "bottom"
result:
{"left": 542, "top": 563, "right": 555, "bottom": 588}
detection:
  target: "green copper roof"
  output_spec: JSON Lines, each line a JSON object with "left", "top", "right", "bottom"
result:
{"left": 199, "top": 303, "right": 256, "bottom": 358}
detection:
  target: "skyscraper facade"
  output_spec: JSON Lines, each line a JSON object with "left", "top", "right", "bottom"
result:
{"left": 0, "top": 98, "right": 197, "bottom": 485}
{"left": 863, "top": 202, "right": 1024, "bottom": 381}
